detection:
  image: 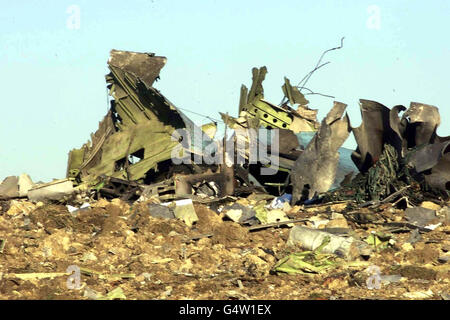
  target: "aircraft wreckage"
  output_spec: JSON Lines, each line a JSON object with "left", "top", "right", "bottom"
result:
{"left": 1, "top": 49, "right": 450, "bottom": 302}
{"left": 1, "top": 49, "right": 449, "bottom": 205}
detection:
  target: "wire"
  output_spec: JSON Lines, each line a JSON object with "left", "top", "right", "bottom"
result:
{"left": 176, "top": 107, "right": 225, "bottom": 124}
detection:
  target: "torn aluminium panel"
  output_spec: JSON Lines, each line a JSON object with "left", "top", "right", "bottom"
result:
{"left": 67, "top": 50, "right": 210, "bottom": 185}
{"left": 408, "top": 141, "right": 450, "bottom": 192}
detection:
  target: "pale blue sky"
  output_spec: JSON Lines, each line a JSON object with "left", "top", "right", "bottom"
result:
{"left": 1, "top": 0, "right": 449, "bottom": 182}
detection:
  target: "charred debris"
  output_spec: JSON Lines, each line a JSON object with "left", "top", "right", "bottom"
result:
{"left": 1, "top": 48, "right": 449, "bottom": 216}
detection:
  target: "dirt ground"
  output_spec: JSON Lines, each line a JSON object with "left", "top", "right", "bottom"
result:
{"left": 0, "top": 197, "right": 448, "bottom": 300}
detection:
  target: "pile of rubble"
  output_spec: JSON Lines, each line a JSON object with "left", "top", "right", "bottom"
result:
{"left": 0, "top": 50, "right": 449, "bottom": 300}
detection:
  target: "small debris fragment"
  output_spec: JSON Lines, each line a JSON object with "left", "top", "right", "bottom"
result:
{"left": 172, "top": 199, "right": 198, "bottom": 227}
{"left": 147, "top": 203, "right": 175, "bottom": 219}
{"left": 287, "top": 226, "right": 372, "bottom": 260}
{"left": 403, "top": 290, "right": 434, "bottom": 299}
{"left": 222, "top": 203, "right": 256, "bottom": 224}
{"left": 67, "top": 202, "right": 90, "bottom": 216}
{"left": 405, "top": 207, "right": 438, "bottom": 228}
{"left": 81, "top": 252, "right": 98, "bottom": 262}
{"left": 0, "top": 239, "right": 6, "bottom": 253}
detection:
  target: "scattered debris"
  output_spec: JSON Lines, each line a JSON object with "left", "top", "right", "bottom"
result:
{"left": 1, "top": 48, "right": 449, "bottom": 300}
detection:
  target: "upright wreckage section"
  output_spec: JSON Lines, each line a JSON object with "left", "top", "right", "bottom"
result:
{"left": 67, "top": 50, "right": 199, "bottom": 183}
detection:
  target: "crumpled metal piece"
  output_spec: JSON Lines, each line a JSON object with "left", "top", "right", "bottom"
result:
{"left": 278, "top": 129, "right": 300, "bottom": 154}
{"left": 407, "top": 141, "right": 450, "bottom": 173}
{"left": 402, "top": 102, "right": 441, "bottom": 147}
{"left": 406, "top": 136, "right": 450, "bottom": 192}
{"left": 291, "top": 101, "right": 351, "bottom": 203}
{"left": 351, "top": 100, "right": 399, "bottom": 173}
{"left": 424, "top": 147, "right": 450, "bottom": 192}
{"left": 281, "top": 77, "right": 309, "bottom": 106}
